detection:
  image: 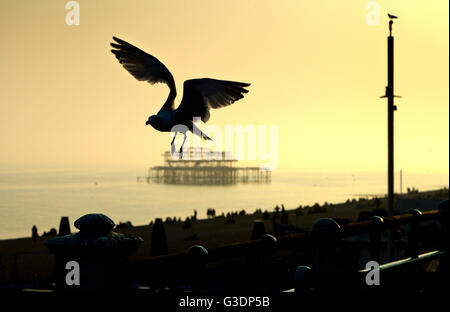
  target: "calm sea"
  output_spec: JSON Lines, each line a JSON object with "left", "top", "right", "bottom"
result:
{"left": 0, "top": 166, "right": 447, "bottom": 239}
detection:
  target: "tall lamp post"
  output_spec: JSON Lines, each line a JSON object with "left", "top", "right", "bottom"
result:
{"left": 380, "top": 14, "right": 401, "bottom": 216}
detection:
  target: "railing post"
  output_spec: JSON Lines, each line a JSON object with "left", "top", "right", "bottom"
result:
{"left": 311, "top": 218, "right": 341, "bottom": 291}
{"left": 260, "top": 234, "right": 278, "bottom": 256}
{"left": 370, "top": 216, "right": 384, "bottom": 262}
{"left": 294, "top": 265, "right": 312, "bottom": 294}
{"left": 187, "top": 245, "right": 208, "bottom": 291}
{"left": 312, "top": 218, "right": 341, "bottom": 272}
{"left": 247, "top": 234, "right": 278, "bottom": 291}
{"left": 438, "top": 200, "right": 449, "bottom": 275}
{"left": 438, "top": 200, "right": 449, "bottom": 249}
{"left": 407, "top": 209, "right": 422, "bottom": 259}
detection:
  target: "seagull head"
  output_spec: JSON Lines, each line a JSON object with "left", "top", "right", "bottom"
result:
{"left": 145, "top": 115, "right": 158, "bottom": 127}
{"left": 146, "top": 115, "right": 168, "bottom": 132}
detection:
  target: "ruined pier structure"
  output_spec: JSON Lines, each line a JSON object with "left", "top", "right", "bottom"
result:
{"left": 137, "top": 147, "right": 271, "bottom": 185}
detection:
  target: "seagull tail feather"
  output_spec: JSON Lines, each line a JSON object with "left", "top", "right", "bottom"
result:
{"left": 201, "top": 131, "right": 212, "bottom": 141}
{"left": 191, "top": 123, "right": 213, "bottom": 141}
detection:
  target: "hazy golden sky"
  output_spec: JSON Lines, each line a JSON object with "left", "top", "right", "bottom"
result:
{"left": 0, "top": 0, "right": 448, "bottom": 173}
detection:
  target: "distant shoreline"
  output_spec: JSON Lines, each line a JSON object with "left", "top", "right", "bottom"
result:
{"left": 1, "top": 187, "right": 447, "bottom": 242}
{"left": 5, "top": 169, "right": 448, "bottom": 240}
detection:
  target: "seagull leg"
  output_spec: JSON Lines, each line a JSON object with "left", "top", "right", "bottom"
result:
{"left": 171, "top": 132, "right": 178, "bottom": 156}
{"left": 179, "top": 133, "right": 187, "bottom": 159}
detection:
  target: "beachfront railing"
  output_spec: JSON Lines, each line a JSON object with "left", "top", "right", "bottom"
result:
{"left": 127, "top": 201, "right": 448, "bottom": 294}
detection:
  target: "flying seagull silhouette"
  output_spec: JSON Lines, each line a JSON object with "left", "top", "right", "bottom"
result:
{"left": 110, "top": 36, "right": 250, "bottom": 157}
{"left": 388, "top": 14, "right": 398, "bottom": 19}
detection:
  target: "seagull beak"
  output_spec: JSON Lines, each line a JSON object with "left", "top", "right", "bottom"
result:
{"left": 145, "top": 120, "right": 150, "bottom": 126}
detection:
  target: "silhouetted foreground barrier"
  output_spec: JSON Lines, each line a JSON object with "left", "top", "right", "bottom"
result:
{"left": 128, "top": 200, "right": 448, "bottom": 294}
{"left": 32, "top": 200, "right": 447, "bottom": 294}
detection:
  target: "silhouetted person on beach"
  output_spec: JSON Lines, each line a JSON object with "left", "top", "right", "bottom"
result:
{"left": 32, "top": 225, "right": 38, "bottom": 242}
{"left": 274, "top": 205, "right": 280, "bottom": 216}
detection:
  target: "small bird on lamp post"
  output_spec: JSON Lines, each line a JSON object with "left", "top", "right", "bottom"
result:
{"left": 388, "top": 13, "right": 398, "bottom": 36}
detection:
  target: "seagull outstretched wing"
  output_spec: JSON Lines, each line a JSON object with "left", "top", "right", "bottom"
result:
{"left": 175, "top": 79, "right": 250, "bottom": 123}
{"left": 110, "top": 37, "right": 176, "bottom": 106}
